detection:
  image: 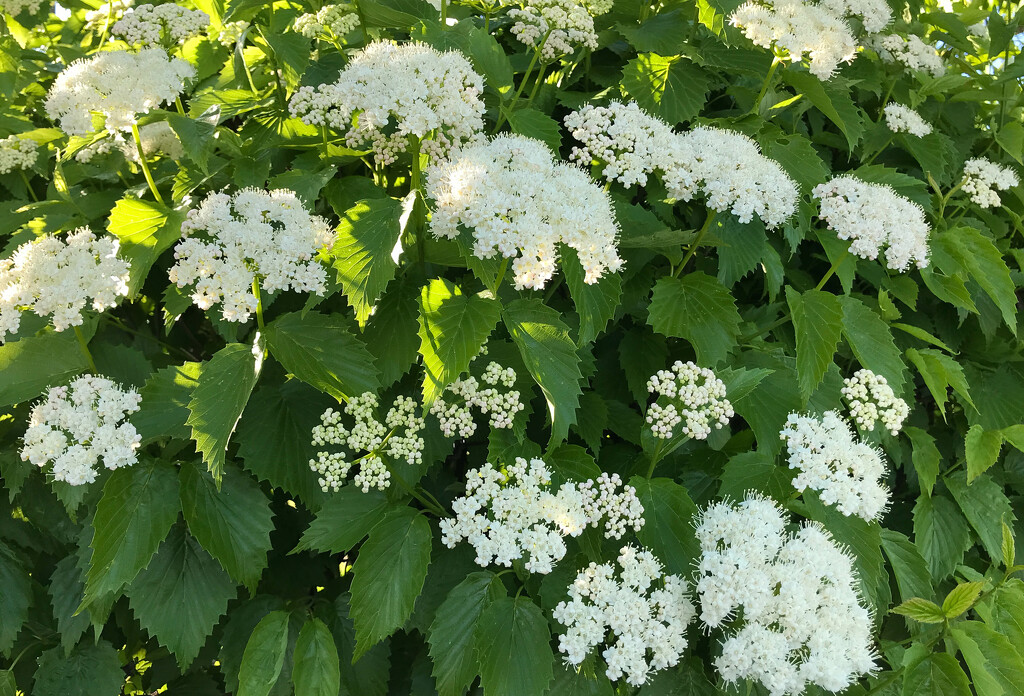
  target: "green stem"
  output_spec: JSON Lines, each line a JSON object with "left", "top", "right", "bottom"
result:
{"left": 740, "top": 313, "right": 792, "bottom": 343}
{"left": 814, "top": 250, "right": 850, "bottom": 291}
{"left": 646, "top": 440, "right": 665, "bottom": 478}
{"left": 525, "top": 62, "right": 548, "bottom": 107}
{"left": 750, "top": 56, "right": 782, "bottom": 115}
{"left": 493, "top": 36, "right": 548, "bottom": 132}
{"left": 410, "top": 137, "right": 426, "bottom": 267}
{"left": 20, "top": 170, "right": 38, "bottom": 202}
{"left": 131, "top": 123, "right": 165, "bottom": 204}
{"left": 492, "top": 257, "right": 509, "bottom": 294}
{"left": 672, "top": 210, "right": 716, "bottom": 277}
{"left": 440, "top": 0, "right": 447, "bottom": 23}
{"left": 175, "top": 96, "right": 186, "bottom": 115}
{"left": 252, "top": 276, "right": 265, "bottom": 332}
{"left": 863, "top": 134, "right": 894, "bottom": 166}
{"left": 864, "top": 668, "right": 905, "bottom": 696}
{"left": 74, "top": 325, "right": 97, "bottom": 374}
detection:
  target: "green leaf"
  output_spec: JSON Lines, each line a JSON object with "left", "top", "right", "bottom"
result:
{"left": 905, "top": 426, "right": 941, "bottom": 496}
{"left": 179, "top": 461, "right": 274, "bottom": 591}
{"left": 292, "top": 618, "right": 341, "bottom": 696}
{"left": 350, "top": 508, "right": 432, "bottom": 659}
{"left": 508, "top": 108, "right": 562, "bottom": 154}
{"left": 760, "top": 133, "right": 828, "bottom": 193}
{"left": 966, "top": 424, "right": 1004, "bottom": 482}
{"left": 946, "top": 472, "right": 1017, "bottom": 564}
{"left": 503, "top": 299, "right": 583, "bottom": 445}
{"left": 187, "top": 343, "right": 260, "bottom": 482}
{"left": 0, "top": 330, "right": 90, "bottom": 407}
{"left": 474, "top": 596, "right": 554, "bottom": 696}
{"left": 428, "top": 572, "right": 505, "bottom": 696}
{"left": 263, "top": 31, "right": 309, "bottom": 88}
{"left": 951, "top": 621, "right": 1024, "bottom": 696}
{"left": 238, "top": 610, "right": 292, "bottom": 696}
{"left": 1003, "top": 520, "right": 1017, "bottom": 568}
{"left": 880, "top": 529, "right": 933, "bottom": 605}
{"left": 787, "top": 287, "right": 843, "bottom": 399}
{"left": 165, "top": 113, "right": 217, "bottom": 174}
{"left": 902, "top": 653, "right": 971, "bottom": 696}
{"left": 942, "top": 581, "right": 986, "bottom": 618}
{"left": 126, "top": 525, "right": 237, "bottom": 668}
{"left": 986, "top": 583, "right": 1024, "bottom": 647}
{"left": 617, "top": 10, "right": 689, "bottom": 54}
{"left": 621, "top": 53, "right": 710, "bottom": 124}
{"left": 48, "top": 555, "right": 90, "bottom": 656}
{"left": 905, "top": 348, "right": 975, "bottom": 416}
{"left": 84, "top": 459, "right": 180, "bottom": 606}
{"left": 782, "top": 71, "right": 864, "bottom": 150}
{"left": 418, "top": 279, "right": 502, "bottom": 406}
{"left": 329, "top": 197, "right": 404, "bottom": 327}
{"left": 107, "top": 198, "right": 185, "bottom": 297}
{"left": 648, "top": 274, "right": 741, "bottom": 366}
{"left": 330, "top": 595, "right": 392, "bottom": 696}
{"left": 935, "top": 227, "right": 1017, "bottom": 333}
{"left": 0, "top": 543, "right": 30, "bottom": 656}
{"left": 716, "top": 216, "right": 767, "bottom": 288}
{"left": 293, "top": 487, "right": 390, "bottom": 554}
{"left": 913, "top": 493, "right": 973, "bottom": 580}
{"left": 892, "top": 597, "right": 946, "bottom": 624}
{"left": 837, "top": 295, "right": 907, "bottom": 394}
{"left": 363, "top": 279, "right": 421, "bottom": 387}
{"left": 32, "top": 642, "right": 125, "bottom": 696}
{"left": 629, "top": 477, "right": 699, "bottom": 577}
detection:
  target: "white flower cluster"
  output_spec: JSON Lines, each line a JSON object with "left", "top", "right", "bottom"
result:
{"left": 440, "top": 458, "right": 644, "bottom": 574}
{"left": 646, "top": 361, "right": 734, "bottom": 441}
{"left": 21, "top": 376, "right": 142, "bottom": 486}
{"left": 430, "top": 361, "right": 525, "bottom": 438}
{"left": 872, "top": 34, "right": 944, "bottom": 77}
{"left": 0, "top": 229, "right": 129, "bottom": 343}
{"left": 883, "top": 103, "right": 931, "bottom": 137}
{"left": 841, "top": 369, "right": 909, "bottom": 435}
{"left": 780, "top": 411, "right": 890, "bottom": 520}
{"left": 731, "top": 0, "right": 856, "bottom": 80}
{"left": 813, "top": 175, "right": 930, "bottom": 272}
{"left": 507, "top": 0, "right": 598, "bottom": 62}
{"left": 426, "top": 134, "right": 622, "bottom": 290}
{"left": 552, "top": 546, "right": 695, "bottom": 686}
{"left": 309, "top": 393, "right": 425, "bottom": 493}
{"left": 815, "top": 0, "right": 890, "bottom": 31}
{"left": 76, "top": 121, "right": 183, "bottom": 164}
{"left": 112, "top": 3, "right": 210, "bottom": 46}
{"left": 695, "top": 495, "right": 876, "bottom": 696}
{"left": 289, "top": 41, "right": 484, "bottom": 164}
{"left": 215, "top": 19, "right": 249, "bottom": 47}
{"left": 0, "top": 135, "right": 37, "bottom": 174}
{"left": 294, "top": 4, "right": 360, "bottom": 38}
{"left": 962, "top": 157, "right": 1019, "bottom": 208}
{"left": 168, "top": 188, "right": 333, "bottom": 322}
{"left": 45, "top": 48, "right": 194, "bottom": 137}
{"left": 0, "top": 0, "right": 43, "bottom": 15}
{"left": 84, "top": 0, "right": 134, "bottom": 30}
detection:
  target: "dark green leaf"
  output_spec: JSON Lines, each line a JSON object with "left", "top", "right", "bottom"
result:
{"left": 629, "top": 477, "right": 699, "bottom": 577}
{"left": 0, "top": 331, "right": 90, "bottom": 407}
{"left": 238, "top": 610, "right": 292, "bottom": 696}
{"left": 648, "top": 274, "right": 741, "bottom": 366}
{"left": 428, "top": 572, "right": 505, "bottom": 696}
{"left": 32, "top": 642, "right": 124, "bottom": 696}
{"left": 787, "top": 287, "right": 844, "bottom": 399}
{"left": 621, "top": 53, "right": 710, "bottom": 124}
{"left": 293, "top": 487, "right": 390, "bottom": 554}
{"left": 474, "top": 596, "right": 553, "bottom": 696}
{"left": 292, "top": 618, "right": 341, "bottom": 696}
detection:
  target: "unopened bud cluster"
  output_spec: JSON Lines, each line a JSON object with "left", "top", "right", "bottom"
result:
{"left": 430, "top": 361, "right": 524, "bottom": 438}
{"left": 508, "top": 0, "right": 600, "bottom": 62}
{"left": 841, "top": 369, "right": 909, "bottom": 435}
{"left": 294, "top": 4, "right": 360, "bottom": 38}
{"left": 646, "top": 361, "right": 733, "bottom": 440}
{"left": 0, "top": 135, "right": 37, "bottom": 174}
{"left": 21, "top": 376, "right": 142, "bottom": 486}
{"left": 553, "top": 545, "right": 695, "bottom": 686}
{"left": 310, "top": 393, "right": 425, "bottom": 493}
{"left": 440, "top": 458, "right": 644, "bottom": 574}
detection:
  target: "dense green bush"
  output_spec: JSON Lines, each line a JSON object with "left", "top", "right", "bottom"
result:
{"left": 1, "top": 0, "right": 1023, "bottom": 693}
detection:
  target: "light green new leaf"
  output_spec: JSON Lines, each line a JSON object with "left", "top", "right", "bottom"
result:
{"left": 503, "top": 299, "right": 583, "bottom": 445}
{"left": 84, "top": 458, "right": 180, "bottom": 606}
{"left": 32, "top": 642, "right": 125, "bottom": 696}
{"left": 238, "top": 610, "right": 292, "bottom": 696}
{"left": 630, "top": 477, "right": 700, "bottom": 577}
{"left": 787, "top": 287, "right": 843, "bottom": 399}
{"left": 0, "top": 330, "right": 91, "bottom": 408}
{"left": 329, "top": 197, "right": 404, "bottom": 327}
{"left": 107, "top": 197, "right": 185, "bottom": 297}
{"left": 187, "top": 343, "right": 260, "bottom": 482}
{"left": 621, "top": 53, "right": 710, "bottom": 124}
{"left": 179, "top": 461, "right": 275, "bottom": 591}
{"left": 648, "top": 274, "right": 741, "bottom": 366}
{"left": 292, "top": 618, "right": 341, "bottom": 696}
{"left": 892, "top": 598, "right": 945, "bottom": 624}
{"left": 349, "top": 508, "right": 432, "bottom": 659}
{"left": 942, "top": 581, "right": 986, "bottom": 618}
{"left": 474, "top": 596, "right": 554, "bottom": 696}
{"left": 418, "top": 278, "right": 502, "bottom": 406}
{"left": 126, "top": 525, "right": 237, "bottom": 669}
{"left": 880, "top": 529, "right": 933, "bottom": 604}
{"left": 265, "top": 311, "right": 380, "bottom": 401}
{"left": 292, "top": 487, "right": 390, "bottom": 554}
{"left": 428, "top": 572, "right": 505, "bottom": 696}
{"left": 966, "top": 424, "right": 1004, "bottom": 482}
{"left": 902, "top": 653, "right": 971, "bottom": 696}
{"left": 837, "top": 295, "right": 906, "bottom": 395}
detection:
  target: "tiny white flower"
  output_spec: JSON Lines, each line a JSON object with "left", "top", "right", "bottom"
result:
{"left": 962, "top": 157, "right": 1018, "bottom": 208}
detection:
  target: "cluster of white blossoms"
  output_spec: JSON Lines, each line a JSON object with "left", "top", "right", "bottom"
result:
{"left": 75, "top": 121, "right": 183, "bottom": 164}
{"left": 841, "top": 369, "right": 909, "bottom": 435}
{"left": 815, "top": 0, "right": 891, "bottom": 31}
{"left": 430, "top": 361, "right": 525, "bottom": 438}
{"left": 111, "top": 3, "right": 210, "bottom": 46}
{"left": 883, "top": 103, "right": 931, "bottom": 137}
{"left": 961, "top": 157, "right": 1019, "bottom": 208}
{"left": 0, "top": 135, "right": 37, "bottom": 174}
{"left": 871, "top": 34, "right": 944, "bottom": 77}
{"left": 84, "top": 0, "right": 134, "bottom": 30}
{"left": 780, "top": 411, "right": 890, "bottom": 520}
{"left": 731, "top": 0, "right": 857, "bottom": 80}
{"left": 167, "top": 189, "right": 333, "bottom": 322}
{"left": 506, "top": 0, "right": 599, "bottom": 62}
{"left": 214, "top": 19, "right": 249, "bottom": 47}
{"left": 310, "top": 394, "right": 425, "bottom": 493}
{"left": 694, "top": 495, "right": 876, "bottom": 695}
{"left": 426, "top": 134, "right": 622, "bottom": 289}
{"left": 294, "top": 4, "right": 360, "bottom": 39}
{"left": 646, "top": 361, "right": 734, "bottom": 441}
{"left": 45, "top": 48, "right": 193, "bottom": 137}
{"left": 0, "top": 229, "right": 130, "bottom": 343}
{"left": 21, "top": 376, "right": 142, "bottom": 486}
{"left": 813, "top": 175, "right": 930, "bottom": 272}
{"left": 289, "top": 41, "right": 484, "bottom": 164}
{"left": 0, "top": 0, "right": 43, "bottom": 15}
{"left": 440, "top": 458, "right": 644, "bottom": 574}
{"left": 552, "top": 546, "right": 695, "bottom": 686}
